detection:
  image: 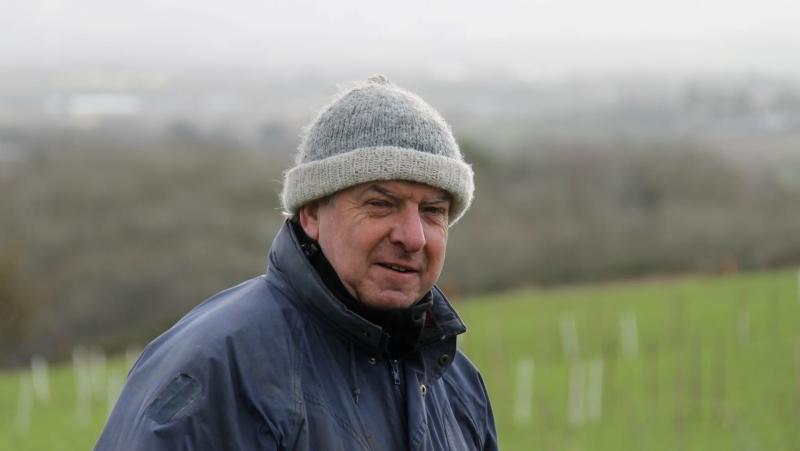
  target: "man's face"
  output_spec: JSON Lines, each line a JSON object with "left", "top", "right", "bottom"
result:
{"left": 299, "top": 180, "right": 450, "bottom": 309}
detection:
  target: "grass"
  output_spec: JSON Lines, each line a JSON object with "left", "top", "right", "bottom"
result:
{"left": 1, "top": 268, "right": 798, "bottom": 450}
{"left": 459, "top": 269, "right": 800, "bottom": 451}
{"left": 0, "top": 350, "right": 131, "bottom": 451}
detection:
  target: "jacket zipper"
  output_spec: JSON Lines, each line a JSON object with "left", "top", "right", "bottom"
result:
{"left": 389, "top": 359, "right": 401, "bottom": 386}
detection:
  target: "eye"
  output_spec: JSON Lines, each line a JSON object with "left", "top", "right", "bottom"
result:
{"left": 364, "top": 198, "right": 395, "bottom": 216}
{"left": 422, "top": 206, "right": 448, "bottom": 221}
{"left": 366, "top": 199, "right": 392, "bottom": 208}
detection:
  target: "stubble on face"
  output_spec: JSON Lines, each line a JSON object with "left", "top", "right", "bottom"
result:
{"left": 300, "top": 181, "right": 450, "bottom": 309}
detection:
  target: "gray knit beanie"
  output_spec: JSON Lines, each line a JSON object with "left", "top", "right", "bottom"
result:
{"left": 281, "top": 75, "right": 474, "bottom": 225}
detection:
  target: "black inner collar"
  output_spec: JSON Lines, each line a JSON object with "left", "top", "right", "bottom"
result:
{"left": 290, "top": 219, "right": 432, "bottom": 358}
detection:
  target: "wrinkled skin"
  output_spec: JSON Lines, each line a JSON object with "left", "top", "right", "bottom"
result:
{"left": 299, "top": 180, "right": 450, "bottom": 309}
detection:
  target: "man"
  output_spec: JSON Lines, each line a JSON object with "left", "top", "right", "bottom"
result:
{"left": 96, "top": 75, "right": 498, "bottom": 450}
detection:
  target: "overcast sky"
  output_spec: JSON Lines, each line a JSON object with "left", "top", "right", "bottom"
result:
{"left": 4, "top": 0, "right": 800, "bottom": 78}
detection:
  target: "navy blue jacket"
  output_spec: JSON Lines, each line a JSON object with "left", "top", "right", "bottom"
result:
{"left": 96, "top": 221, "right": 498, "bottom": 450}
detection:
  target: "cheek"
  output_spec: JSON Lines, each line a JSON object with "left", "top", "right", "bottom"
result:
{"left": 333, "top": 229, "right": 372, "bottom": 272}
{"left": 426, "top": 231, "right": 448, "bottom": 266}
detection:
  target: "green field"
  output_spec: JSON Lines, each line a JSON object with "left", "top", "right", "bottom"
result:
{"left": 2, "top": 269, "right": 798, "bottom": 450}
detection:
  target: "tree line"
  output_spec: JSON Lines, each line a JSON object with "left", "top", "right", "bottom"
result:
{"left": 1, "top": 131, "right": 799, "bottom": 366}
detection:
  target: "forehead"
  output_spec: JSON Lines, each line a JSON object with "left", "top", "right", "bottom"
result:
{"left": 345, "top": 180, "right": 451, "bottom": 202}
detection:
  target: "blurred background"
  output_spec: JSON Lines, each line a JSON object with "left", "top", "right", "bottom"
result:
{"left": 2, "top": 0, "right": 800, "bottom": 449}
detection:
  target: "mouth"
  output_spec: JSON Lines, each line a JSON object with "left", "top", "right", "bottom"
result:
{"left": 377, "top": 262, "right": 418, "bottom": 274}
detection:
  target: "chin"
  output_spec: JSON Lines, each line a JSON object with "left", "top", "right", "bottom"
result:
{"left": 362, "top": 291, "right": 418, "bottom": 310}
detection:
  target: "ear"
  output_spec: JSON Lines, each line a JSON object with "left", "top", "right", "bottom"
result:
{"left": 298, "top": 202, "right": 321, "bottom": 241}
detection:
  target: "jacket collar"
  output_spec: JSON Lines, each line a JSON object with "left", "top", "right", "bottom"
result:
{"left": 266, "top": 220, "right": 467, "bottom": 360}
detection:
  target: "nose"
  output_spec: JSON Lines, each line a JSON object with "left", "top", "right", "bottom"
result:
{"left": 389, "top": 207, "right": 426, "bottom": 253}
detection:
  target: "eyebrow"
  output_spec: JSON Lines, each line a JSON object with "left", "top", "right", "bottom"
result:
{"left": 366, "top": 184, "right": 399, "bottom": 201}
{"left": 365, "top": 184, "right": 451, "bottom": 204}
{"left": 422, "top": 195, "right": 451, "bottom": 205}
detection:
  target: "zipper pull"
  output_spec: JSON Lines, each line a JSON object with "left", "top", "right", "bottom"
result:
{"left": 390, "top": 359, "right": 401, "bottom": 386}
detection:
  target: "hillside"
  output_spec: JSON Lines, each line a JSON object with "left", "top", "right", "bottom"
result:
{"left": 1, "top": 268, "right": 797, "bottom": 450}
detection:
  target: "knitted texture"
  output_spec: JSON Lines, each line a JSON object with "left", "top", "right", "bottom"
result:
{"left": 281, "top": 75, "right": 474, "bottom": 225}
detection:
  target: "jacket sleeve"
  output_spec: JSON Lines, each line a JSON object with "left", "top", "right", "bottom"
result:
{"left": 94, "top": 368, "right": 282, "bottom": 451}
{"left": 445, "top": 351, "right": 500, "bottom": 451}
{"left": 481, "top": 388, "right": 499, "bottom": 451}
{"left": 94, "top": 276, "right": 303, "bottom": 450}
